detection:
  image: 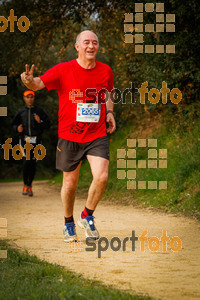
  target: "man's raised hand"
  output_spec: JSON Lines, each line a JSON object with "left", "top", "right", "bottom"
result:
{"left": 21, "top": 64, "right": 35, "bottom": 86}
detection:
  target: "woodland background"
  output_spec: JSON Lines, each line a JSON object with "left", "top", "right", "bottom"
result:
{"left": 0, "top": 0, "right": 199, "bottom": 216}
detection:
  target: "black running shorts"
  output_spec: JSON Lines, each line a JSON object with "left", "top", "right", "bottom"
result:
{"left": 56, "top": 136, "right": 110, "bottom": 172}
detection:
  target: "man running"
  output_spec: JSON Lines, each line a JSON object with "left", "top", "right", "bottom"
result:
{"left": 20, "top": 30, "right": 116, "bottom": 241}
{"left": 12, "top": 90, "right": 50, "bottom": 196}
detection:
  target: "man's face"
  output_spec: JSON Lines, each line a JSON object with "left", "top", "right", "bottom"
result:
{"left": 24, "top": 94, "right": 34, "bottom": 107}
{"left": 75, "top": 31, "right": 99, "bottom": 61}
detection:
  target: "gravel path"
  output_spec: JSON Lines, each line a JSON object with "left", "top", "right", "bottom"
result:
{"left": 0, "top": 181, "right": 199, "bottom": 300}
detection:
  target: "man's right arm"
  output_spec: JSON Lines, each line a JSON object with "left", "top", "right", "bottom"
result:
{"left": 21, "top": 64, "right": 45, "bottom": 91}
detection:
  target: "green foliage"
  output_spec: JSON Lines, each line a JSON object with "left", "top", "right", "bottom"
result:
{"left": 0, "top": 0, "right": 199, "bottom": 185}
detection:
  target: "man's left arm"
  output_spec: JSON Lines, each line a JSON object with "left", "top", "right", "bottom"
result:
{"left": 106, "top": 96, "right": 116, "bottom": 134}
{"left": 35, "top": 108, "right": 51, "bottom": 130}
{"left": 106, "top": 67, "right": 116, "bottom": 134}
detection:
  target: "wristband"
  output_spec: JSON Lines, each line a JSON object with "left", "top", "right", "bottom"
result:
{"left": 106, "top": 110, "right": 115, "bottom": 117}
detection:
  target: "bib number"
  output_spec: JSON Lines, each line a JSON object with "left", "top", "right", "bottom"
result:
{"left": 25, "top": 136, "right": 37, "bottom": 144}
{"left": 76, "top": 103, "right": 101, "bottom": 123}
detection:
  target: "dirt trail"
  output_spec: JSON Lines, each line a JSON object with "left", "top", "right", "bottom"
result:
{"left": 0, "top": 181, "right": 200, "bottom": 300}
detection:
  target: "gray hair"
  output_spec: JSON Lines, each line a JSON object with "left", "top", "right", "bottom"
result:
{"left": 76, "top": 31, "right": 99, "bottom": 45}
{"left": 76, "top": 33, "right": 81, "bottom": 45}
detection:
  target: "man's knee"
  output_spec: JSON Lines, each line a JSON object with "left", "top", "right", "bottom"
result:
{"left": 94, "top": 171, "right": 108, "bottom": 185}
{"left": 62, "top": 178, "right": 77, "bottom": 191}
{"left": 62, "top": 172, "right": 78, "bottom": 191}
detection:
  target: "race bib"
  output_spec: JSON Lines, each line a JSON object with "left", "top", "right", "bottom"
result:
{"left": 25, "top": 136, "right": 37, "bottom": 144}
{"left": 76, "top": 103, "right": 101, "bottom": 123}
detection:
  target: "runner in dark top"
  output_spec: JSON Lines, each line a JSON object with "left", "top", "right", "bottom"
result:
{"left": 12, "top": 90, "right": 50, "bottom": 196}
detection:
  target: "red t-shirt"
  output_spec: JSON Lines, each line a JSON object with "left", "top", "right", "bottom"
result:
{"left": 39, "top": 59, "right": 114, "bottom": 142}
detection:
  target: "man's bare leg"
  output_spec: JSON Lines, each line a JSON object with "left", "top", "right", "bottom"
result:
{"left": 86, "top": 155, "right": 109, "bottom": 210}
{"left": 77, "top": 155, "right": 109, "bottom": 239}
{"left": 61, "top": 162, "right": 81, "bottom": 218}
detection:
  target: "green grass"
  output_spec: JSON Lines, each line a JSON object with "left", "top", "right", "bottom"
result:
{"left": 0, "top": 178, "right": 22, "bottom": 183}
{"left": 106, "top": 112, "right": 200, "bottom": 218}
{"left": 52, "top": 108, "right": 200, "bottom": 218}
{"left": 0, "top": 240, "right": 152, "bottom": 300}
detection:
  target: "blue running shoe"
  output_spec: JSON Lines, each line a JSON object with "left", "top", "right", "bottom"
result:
{"left": 63, "top": 222, "right": 77, "bottom": 242}
{"left": 77, "top": 215, "right": 99, "bottom": 240}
